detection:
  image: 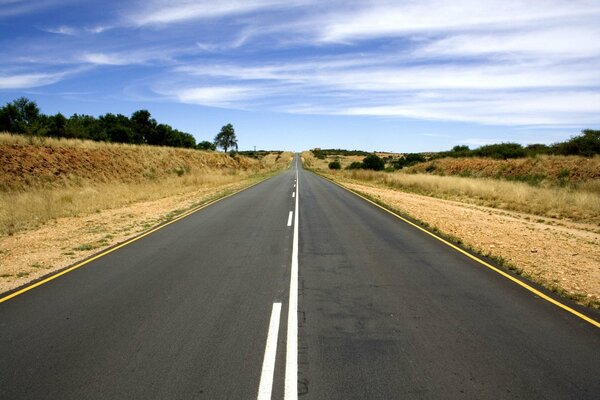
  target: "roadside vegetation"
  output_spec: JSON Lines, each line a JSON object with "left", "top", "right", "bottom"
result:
{"left": 305, "top": 151, "right": 600, "bottom": 223}
{"left": 306, "top": 130, "right": 600, "bottom": 222}
{"left": 0, "top": 133, "right": 290, "bottom": 236}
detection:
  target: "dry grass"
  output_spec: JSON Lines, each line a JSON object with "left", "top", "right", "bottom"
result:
{"left": 302, "top": 151, "right": 600, "bottom": 224}
{"left": 408, "top": 155, "right": 600, "bottom": 185}
{"left": 0, "top": 133, "right": 291, "bottom": 236}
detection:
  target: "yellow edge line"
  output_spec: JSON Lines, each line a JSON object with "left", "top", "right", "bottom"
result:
{"left": 0, "top": 177, "right": 270, "bottom": 304}
{"left": 321, "top": 174, "right": 600, "bottom": 329}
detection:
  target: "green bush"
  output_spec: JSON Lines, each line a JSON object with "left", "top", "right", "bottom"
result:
{"left": 475, "top": 143, "right": 526, "bottom": 159}
{"left": 362, "top": 154, "right": 385, "bottom": 171}
{"left": 347, "top": 161, "right": 363, "bottom": 170}
{"left": 391, "top": 153, "right": 426, "bottom": 169}
{"left": 328, "top": 160, "right": 341, "bottom": 170}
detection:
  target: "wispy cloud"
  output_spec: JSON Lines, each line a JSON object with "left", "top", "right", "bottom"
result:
{"left": 126, "top": 0, "right": 299, "bottom": 26}
{"left": 0, "top": 0, "right": 77, "bottom": 18}
{"left": 3, "top": 0, "right": 599, "bottom": 130}
{"left": 0, "top": 72, "right": 67, "bottom": 89}
{"left": 315, "top": 0, "right": 600, "bottom": 42}
{"left": 43, "top": 25, "right": 77, "bottom": 35}
{"left": 174, "top": 86, "right": 257, "bottom": 107}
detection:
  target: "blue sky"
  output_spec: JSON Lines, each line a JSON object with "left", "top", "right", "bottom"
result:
{"left": 1, "top": 0, "right": 599, "bottom": 151}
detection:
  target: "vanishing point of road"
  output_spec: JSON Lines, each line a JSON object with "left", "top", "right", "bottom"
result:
{"left": 1, "top": 155, "right": 599, "bottom": 399}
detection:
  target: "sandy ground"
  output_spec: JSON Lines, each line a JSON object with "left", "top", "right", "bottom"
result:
{"left": 339, "top": 180, "right": 600, "bottom": 308}
{"left": 0, "top": 178, "right": 259, "bottom": 295}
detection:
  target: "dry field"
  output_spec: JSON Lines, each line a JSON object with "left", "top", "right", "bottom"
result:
{"left": 302, "top": 151, "right": 600, "bottom": 308}
{"left": 0, "top": 133, "right": 291, "bottom": 293}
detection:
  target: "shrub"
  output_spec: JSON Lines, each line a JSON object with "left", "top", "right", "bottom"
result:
{"left": 328, "top": 160, "right": 341, "bottom": 170}
{"left": 475, "top": 143, "right": 526, "bottom": 159}
{"left": 347, "top": 161, "right": 363, "bottom": 170}
{"left": 362, "top": 154, "right": 385, "bottom": 171}
{"left": 312, "top": 149, "right": 326, "bottom": 159}
{"left": 392, "top": 153, "right": 426, "bottom": 169}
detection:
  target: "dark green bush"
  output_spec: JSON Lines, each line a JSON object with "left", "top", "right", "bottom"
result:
{"left": 391, "top": 153, "right": 426, "bottom": 169}
{"left": 475, "top": 143, "right": 526, "bottom": 159}
{"left": 347, "top": 161, "right": 363, "bottom": 170}
{"left": 362, "top": 154, "right": 385, "bottom": 171}
{"left": 328, "top": 160, "right": 341, "bottom": 170}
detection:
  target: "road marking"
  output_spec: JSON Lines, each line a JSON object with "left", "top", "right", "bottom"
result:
{"left": 285, "top": 167, "right": 299, "bottom": 399}
{"left": 0, "top": 178, "right": 271, "bottom": 305}
{"left": 287, "top": 211, "right": 293, "bottom": 227}
{"left": 257, "top": 302, "right": 282, "bottom": 400}
{"left": 323, "top": 175, "right": 600, "bottom": 329}
{"left": 292, "top": 192, "right": 295, "bottom": 198}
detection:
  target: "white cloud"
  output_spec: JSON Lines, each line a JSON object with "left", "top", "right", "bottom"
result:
{"left": 44, "top": 25, "right": 77, "bottom": 35}
{"left": 79, "top": 48, "right": 182, "bottom": 66}
{"left": 417, "top": 26, "right": 600, "bottom": 60}
{"left": 172, "top": 86, "right": 257, "bottom": 107}
{"left": 80, "top": 52, "right": 130, "bottom": 66}
{"left": 316, "top": 0, "right": 600, "bottom": 42}
{"left": 0, "top": 72, "right": 65, "bottom": 89}
{"left": 343, "top": 91, "right": 600, "bottom": 125}
{"left": 0, "top": 0, "right": 77, "bottom": 18}
{"left": 128, "top": 0, "right": 298, "bottom": 26}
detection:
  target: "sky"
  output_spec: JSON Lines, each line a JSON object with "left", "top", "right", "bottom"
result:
{"left": 1, "top": 0, "right": 599, "bottom": 152}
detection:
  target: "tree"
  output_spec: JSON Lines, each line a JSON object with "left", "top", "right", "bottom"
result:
{"left": 131, "top": 109, "right": 157, "bottom": 145}
{"left": 0, "top": 97, "right": 41, "bottom": 133}
{"left": 552, "top": 129, "right": 600, "bottom": 157}
{"left": 45, "top": 113, "right": 67, "bottom": 137}
{"left": 214, "top": 123, "right": 238, "bottom": 153}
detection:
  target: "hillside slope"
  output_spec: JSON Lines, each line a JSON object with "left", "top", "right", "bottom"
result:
{"left": 0, "top": 134, "right": 262, "bottom": 191}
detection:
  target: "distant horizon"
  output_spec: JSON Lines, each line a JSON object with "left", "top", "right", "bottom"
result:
{"left": 1, "top": 1, "right": 599, "bottom": 152}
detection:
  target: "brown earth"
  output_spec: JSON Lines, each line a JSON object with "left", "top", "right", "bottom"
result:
{"left": 0, "top": 142, "right": 259, "bottom": 191}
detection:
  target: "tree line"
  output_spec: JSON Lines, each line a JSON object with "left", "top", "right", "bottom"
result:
{"left": 440, "top": 130, "right": 600, "bottom": 159}
{"left": 0, "top": 97, "right": 238, "bottom": 152}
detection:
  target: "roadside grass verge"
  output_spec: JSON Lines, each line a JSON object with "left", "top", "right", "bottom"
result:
{"left": 301, "top": 152, "right": 600, "bottom": 225}
{"left": 0, "top": 171, "right": 270, "bottom": 236}
{"left": 341, "top": 169, "right": 600, "bottom": 224}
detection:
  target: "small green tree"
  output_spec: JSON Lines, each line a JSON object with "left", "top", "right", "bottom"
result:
{"left": 214, "top": 123, "right": 238, "bottom": 153}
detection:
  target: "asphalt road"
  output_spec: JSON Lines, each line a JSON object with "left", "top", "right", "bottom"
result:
{"left": 1, "top": 155, "right": 599, "bottom": 399}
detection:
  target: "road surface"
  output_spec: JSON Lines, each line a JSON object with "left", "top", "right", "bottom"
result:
{"left": 1, "top": 155, "right": 599, "bottom": 399}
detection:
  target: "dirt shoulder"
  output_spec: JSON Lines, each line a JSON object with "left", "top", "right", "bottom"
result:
{"left": 0, "top": 177, "right": 265, "bottom": 295}
{"left": 327, "top": 175, "right": 600, "bottom": 309}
